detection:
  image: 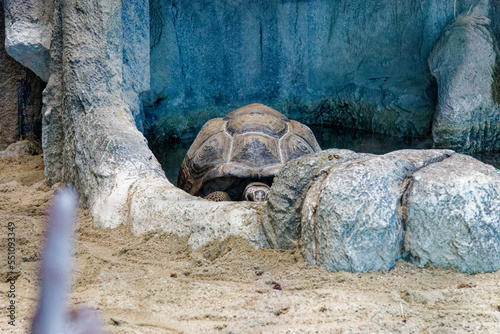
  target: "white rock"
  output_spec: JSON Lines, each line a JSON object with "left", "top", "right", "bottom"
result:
{"left": 300, "top": 149, "right": 453, "bottom": 272}
{"left": 404, "top": 154, "right": 500, "bottom": 273}
{"left": 3, "top": 0, "right": 53, "bottom": 81}
{"left": 0, "top": 140, "right": 41, "bottom": 158}
{"left": 429, "top": 0, "right": 500, "bottom": 152}
{"left": 125, "top": 178, "right": 269, "bottom": 249}
{"left": 265, "top": 149, "right": 370, "bottom": 249}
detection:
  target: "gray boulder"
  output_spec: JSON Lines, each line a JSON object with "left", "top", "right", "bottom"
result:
{"left": 0, "top": 140, "right": 42, "bottom": 159}
{"left": 143, "top": 0, "right": 480, "bottom": 143}
{"left": 265, "top": 149, "right": 371, "bottom": 249}
{"left": 404, "top": 154, "right": 500, "bottom": 273}
{"left": 300, "top": 149, "right": 453, "bottom": 272}
{"left": 429, "top": 0, "right": 500, "bottom": 152}
{"left": 3, "top": 0, "right": 53, "bottom": 81}
{"left": 0, "top": 2, "right": 44, "bottom": 150}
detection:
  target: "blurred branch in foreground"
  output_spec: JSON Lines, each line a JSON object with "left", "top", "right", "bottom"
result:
{"left": 32, "top": 186, "right": 105, "bottom": 334}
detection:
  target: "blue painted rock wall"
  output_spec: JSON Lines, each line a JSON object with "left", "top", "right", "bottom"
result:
{"left": 142, "top": 0, "right": 496, "bottom": 143}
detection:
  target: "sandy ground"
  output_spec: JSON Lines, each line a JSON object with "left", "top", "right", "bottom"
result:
{"left": 1, "top": 147, "right": 500, "bottom": 333}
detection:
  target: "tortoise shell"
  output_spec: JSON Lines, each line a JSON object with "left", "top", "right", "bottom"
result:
{"left": 177, "top": 103, "right": 321, "bottom": 199}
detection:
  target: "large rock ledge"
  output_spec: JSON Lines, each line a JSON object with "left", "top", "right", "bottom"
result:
{"left": 83, "top": 146, "right": 500, "bottom": 274}
{"left": 404, "top": 154, "right": 500, "bottom": 273}
{"left": 3, "top": 0, "right": 500, "bottom": 274}
{"left": 125, "top": 178, "right": 269, "bottom": 249}
{"left": 429, "top": 2, "right": 500, "bottom": 152}
{"left": 266, "top": 149, "right": 500, "bottom": 274}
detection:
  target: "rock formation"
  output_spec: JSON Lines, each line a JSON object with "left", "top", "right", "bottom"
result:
{"left": 430, "top": 0, "right": 500, "bottom": 152}
{"left": 404, "top": 154, "right": 500, "bottom": 273}
{"left": 265, "top": 149, "right": 373, "bottom": 249}
{"left": 4, "top": 0, "right": 268, "bottom": 250}
{"left": 143, "top": 0, "right": 500, "bottom": 148}
{"left": 3, "top": 0, "right": 500, "bottom": 273}
{"left": 0, "top": 1, "right": 44, "bottom": 150}
{"left": 267, "top": 149, "right": 500, "bottom": 274}
{"left": 144, "top": 0, "right": 444, "bottom": 142}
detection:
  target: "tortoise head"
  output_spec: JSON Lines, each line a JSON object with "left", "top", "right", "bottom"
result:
{"left": 243, "top": 182, "right": 271, "bottom": 202}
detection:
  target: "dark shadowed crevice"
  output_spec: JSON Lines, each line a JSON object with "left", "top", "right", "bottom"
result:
{"left": 492, "top": 62, "right": 500, "bottom": 106}
{"left": 0, "top": 1, "right": 45, "bottom": 149}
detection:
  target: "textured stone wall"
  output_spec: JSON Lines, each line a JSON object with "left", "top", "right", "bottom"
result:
{"left": 429, "top": 1, "right": 500, "bottom": 152}
{"left": 143, "top": 0, "right": 482, "bottom": 144}
{"left": 2, "top": 0, "right": 268, "bottom": 251}
{"left": 0, "top": 1, "right": 44, "bottom": 150}
{"left": 122, "top": 0, "right": 150, "bottom": 131}
{"left": 4, "top": 0, "right": 500, "bottom": 271}
{"left": 3, "top": 0, "right": 53, "bottom": 81}
{"left": 4, "top": 0, "right": 499, "bottom": 154}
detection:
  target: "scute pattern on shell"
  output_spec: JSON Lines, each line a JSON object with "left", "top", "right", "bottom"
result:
{"left": 178, "top": 103, "right": 321, "bottom": 198}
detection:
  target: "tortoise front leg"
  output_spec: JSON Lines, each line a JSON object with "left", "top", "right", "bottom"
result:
{"left": 204, "top": 191, "right": 232, "bottom": 202}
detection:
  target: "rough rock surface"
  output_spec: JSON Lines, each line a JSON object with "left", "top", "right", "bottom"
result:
{"left": 143, "top": 0, "right": 481, "bottom": 143}
{"left": 404, "top": 154, "right": 500, "bottom": 273}
{"left": 299, "top": 150, "right": 454, "bottom": 272}
{"left": 0, "top": 2, "right": 20, "bottom": 150}
{"left": 429, "top": 1, "right": 500, "bottom": 152}
{"left": 121, "top": 0, "right": 150, "bottom": 130}
{"left": 0, "top": 140, "right": 42, "bottom": 159}
{"left": 0, "top": 2, "right": 44, "bottom": 150}
{"left": 265, "top": 149, "right": 372, "bottom": 249}
{"left": 7, "top": 0, "right": 267, "bottom": 249}
{"left": 127, "top": 180, "right": 269, "bottom": 249}
{"left": 6, "top": 0, "right": 500, "bottom": 268}
{"left": 3, "top": 0, "right": 53, "bottom": 81}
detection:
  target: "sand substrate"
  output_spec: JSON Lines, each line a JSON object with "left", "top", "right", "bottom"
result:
{"left": 1, "top": 150, "right": 500, "bottom": 333}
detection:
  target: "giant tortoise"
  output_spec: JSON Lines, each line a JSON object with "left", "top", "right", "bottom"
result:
{"left": 177, "top": 103, "right": 321, "bottom": 201}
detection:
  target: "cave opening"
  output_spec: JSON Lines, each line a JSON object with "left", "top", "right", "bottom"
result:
{"left": 141, "top": 0, "right": 448, "bottom": 146}
{"left": 151, "top": 125, "right": 434, "bottom": 186}
{"left": 142, "top": 0, "right": 455, "bottom": 185}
